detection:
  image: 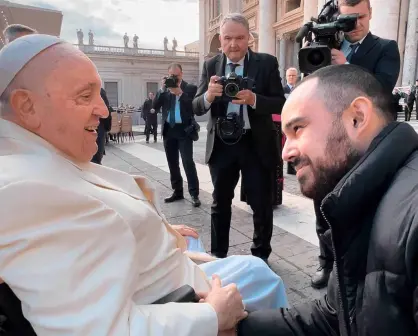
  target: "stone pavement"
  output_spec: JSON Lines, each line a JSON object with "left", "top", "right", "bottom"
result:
{"left": 103, "top": 125, "right": 327, "bottom": 307}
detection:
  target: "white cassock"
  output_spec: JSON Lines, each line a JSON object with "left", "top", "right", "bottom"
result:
{"left": 0, "top": 119, "right": 287, "bottom": 336}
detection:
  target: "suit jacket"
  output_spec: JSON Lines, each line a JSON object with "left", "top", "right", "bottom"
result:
{"left": 350, "top": 32, "right": 400, "bottom": 93}
{"left": 142, "top": 98, "right": 157, "bottom": 123}
{"left": 153, "top": 80, "right": 198, "bottom": 137}
{"left": 283, "top": 84, "right": 292, "bottom": 95}
{"left": 192, "top": 49, "right": 286, "bottom": 167}
{"left": 0, "top": 119, "right": 218, "bottom": 336}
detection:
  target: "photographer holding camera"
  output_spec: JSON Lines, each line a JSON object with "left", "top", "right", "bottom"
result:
{"left": 299, "top": 0, "right": 402, "bottom": 290}
{"left": 193, "top": 13, "right": 286, "bottom": 262}
{"left": 153, "top": 63, "right": 201, "bottom": 207}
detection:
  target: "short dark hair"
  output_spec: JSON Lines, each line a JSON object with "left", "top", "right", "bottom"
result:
{"left": 168, "top": 63, "right": 182, "bottom": 72}
{"left": 339, "top": 0, "right": 371, "bottom": 8}
{"left": 3, "top": 24, "right": 37, "bottom": 43}
{"left": 296, "top": 64, "right": 393, "bottom": 122}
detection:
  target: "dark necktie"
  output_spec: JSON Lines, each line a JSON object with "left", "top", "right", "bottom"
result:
{"left": 347, "top": 43, "right": 359, "bottom": 62}
{"left": 229, "top": 63, "right": 240, "bottom": 73}
{"left": 169, "top": 96, "right": 176, "bottom": 127}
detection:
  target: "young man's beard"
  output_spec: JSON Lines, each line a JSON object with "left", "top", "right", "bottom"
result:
{"left": 297, "top": 126, "right": 363, "bottom": 202}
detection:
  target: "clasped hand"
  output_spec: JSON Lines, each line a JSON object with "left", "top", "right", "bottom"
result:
{"left": 198, "top": 274, "right": 248, "bottom": 332}
{"left": 206, "top": 75, "right": 255, "bottom": 106}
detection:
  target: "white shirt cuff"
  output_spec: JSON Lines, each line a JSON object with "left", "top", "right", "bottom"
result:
{"left": 250, "top": 93, "right": 256, "bottom": 109}
{"left": 203, "top": 92, "right": 211, "bottom": 110}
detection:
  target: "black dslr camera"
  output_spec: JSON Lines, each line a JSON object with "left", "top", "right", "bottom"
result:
{"left": 216, "top": 112, "right": 244, "bottom": 144}
{"left": 164, "top": 74, "right": 179, "bottom": 88}
{"left": 215, "top": 72, "right": 255, "bottom": 101}
{"left": 296, "top": 0, "right": 358, "bottom": 74}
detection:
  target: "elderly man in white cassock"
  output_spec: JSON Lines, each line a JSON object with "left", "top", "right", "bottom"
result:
{"left": 0, "top": 35, "right": 287, "bottom": 335}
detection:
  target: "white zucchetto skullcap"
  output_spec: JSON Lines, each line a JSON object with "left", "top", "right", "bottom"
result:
{"left": 0, "top": 34, "right": 65, "bottom": 97}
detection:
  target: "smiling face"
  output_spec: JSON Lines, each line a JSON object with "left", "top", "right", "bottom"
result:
{"left": 282, "top": 79, "right": 362, "bottom": 201}
{"left": 340, "top": 0, "right": 372, "bottom": 43}
{"left": 8, "top": 43, "right": 108, "bottom": 163}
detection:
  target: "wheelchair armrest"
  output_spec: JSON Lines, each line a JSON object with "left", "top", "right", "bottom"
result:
{"left": 151, "top": 285, "right": 200, "bottom": 304}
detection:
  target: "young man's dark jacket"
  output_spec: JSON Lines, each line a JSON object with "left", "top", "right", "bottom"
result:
{"left": 239, "top": 122, "right": 418, "bottom": 336}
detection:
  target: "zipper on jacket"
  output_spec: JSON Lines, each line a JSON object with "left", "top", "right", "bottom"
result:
{"left": 320, "top": 206, "right": 349, "bottom": 336}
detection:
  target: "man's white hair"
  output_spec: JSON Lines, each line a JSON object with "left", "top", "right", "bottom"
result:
{"left": 220, "top": 13, "right": 250, "bottom": 32}
{"left": 0, "top": 34, "right": 65, "bottom": 117}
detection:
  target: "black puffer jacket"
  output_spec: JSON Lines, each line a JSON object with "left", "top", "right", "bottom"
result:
{"left": 239, "top": 122, "right": 418, "bottom": 335}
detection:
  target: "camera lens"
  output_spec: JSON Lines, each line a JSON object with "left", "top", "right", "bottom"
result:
{"left": 307, "top": 49, "right": 325, "bottom": 66}
{"left": 225, "top": 83, "right": 239, "bottom": 97}
{"left": 220, "top": 120, "right": 235, "bottom": 136}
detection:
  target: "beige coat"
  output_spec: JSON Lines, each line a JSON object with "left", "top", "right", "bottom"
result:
{"left": 0, "top": 119, "right": 217, "bottom": 335}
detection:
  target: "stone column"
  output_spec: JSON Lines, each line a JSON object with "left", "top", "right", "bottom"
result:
{"left": 369, "top": 0, "right": 401, "bottom": 41}
{"left": 258, "top": 0, "right": 276, "bottom": 55}
{"left": 304, "top": 0, "right": 319, "bottom": 23}
{"left": 279, "top": 37, "right": 286, "bottom": 86}
{"left": 402, "top": 0, "right": 418, "bottom": 85}
{"left": 397, "top": 0, "right": 410, "bottom": 85}
{"left": 198, "top": 0, "right": 206, "bottom": 79}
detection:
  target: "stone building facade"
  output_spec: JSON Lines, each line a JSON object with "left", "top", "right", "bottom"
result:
{"left": 199, "top": 0, "right": 418, "bottom": 86}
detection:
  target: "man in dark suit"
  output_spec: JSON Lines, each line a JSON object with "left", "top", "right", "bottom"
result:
{"left": 142, "top": 92, "right": 158, "bottom": 143}
{"left": 406, "top": 80, "right": 418, "bottom": 121}
{"left": 193, "top": 13, "right": 286, "bottom": 261}
{"left": 91, "top": 88, "right": 112, "bottom": 165}
{"left": 311, "top": 0, "right": 401, "bottom": 289}
{"left": 153, "top": 63, "right": 201, "bottom": 207}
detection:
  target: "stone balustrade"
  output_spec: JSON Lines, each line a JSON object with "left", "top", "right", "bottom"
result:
{"left": 74, "top": 44, "right": 199, "bottom": 59}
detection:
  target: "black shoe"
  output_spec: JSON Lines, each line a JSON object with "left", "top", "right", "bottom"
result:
{"left": 154, "top": 139, "right": 157, "bottom": 143}
{"left": 311, "top": 266, "right": 332, "bottom": 289}
{"left": 164, "top": 193, "right": 184, "bottom": 203}
{"left": 146, "top": 140, "right": 149, "bottom": 144}
{"left": 191, "top": 196, "right": 201, "bottom": 207}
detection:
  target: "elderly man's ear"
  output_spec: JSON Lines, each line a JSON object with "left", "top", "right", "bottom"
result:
{"left": 9, "top": 89, "right": 41, "bottom": 128}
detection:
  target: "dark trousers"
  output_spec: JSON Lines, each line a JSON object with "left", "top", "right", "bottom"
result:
{"left": 163, "top": 123, "right": 199, "bottom": 197}
{"left": 314, "top": 200, "right": 334, "bottom": 269}
{"left": 91, "top": 126, "right": 106, "bottom": 165}
{"left": 406, "top": 104, "right": 413, "bottom": 121}
{"left": 209, "top": 132, "right": 273, "bottom": 259}
{"left": 146, "top": 121, "right": 158, "bottom": 142}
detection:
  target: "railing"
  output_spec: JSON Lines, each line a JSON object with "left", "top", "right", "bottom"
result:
{"left": 74, "top": 44, "right": 199, "bottom": 58}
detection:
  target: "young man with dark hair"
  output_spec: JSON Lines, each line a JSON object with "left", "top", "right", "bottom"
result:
{"left": 233, "top": 64, "right": 418, "bottom": 336}
{"left": 311, "top": 0, "right": 401, "bottom": 289}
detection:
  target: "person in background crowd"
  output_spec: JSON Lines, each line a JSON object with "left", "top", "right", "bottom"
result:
{"left": 406, "top": 79, "right": 418, "bottom": 121}
{"left": 142, "top": 92, "right": 158, "bottom": 143}
{"left": 153, "top": 63, "right": 201, "bottom": 207}
{"left": 91, "top": 88, "right": 112, "bottom": 164}
{"left": 3, "top": 24, "right": 37, "bottom": 44}
{"left": 284, "top": 67, "right": 298, "bottom": 175}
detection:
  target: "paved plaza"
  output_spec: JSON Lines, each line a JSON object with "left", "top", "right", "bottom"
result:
{"left": 102, "top": 119, "right": 418, "bottom": 307}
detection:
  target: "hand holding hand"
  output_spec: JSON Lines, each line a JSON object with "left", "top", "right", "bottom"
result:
{"left": 206, "top": 76, "right": 223, "bottom": 103}
{"left": 199, "top": 275, "right": 247, "bottom": 331}
{"left": 232, "top": 90, "right": 255, "bottom": 106}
